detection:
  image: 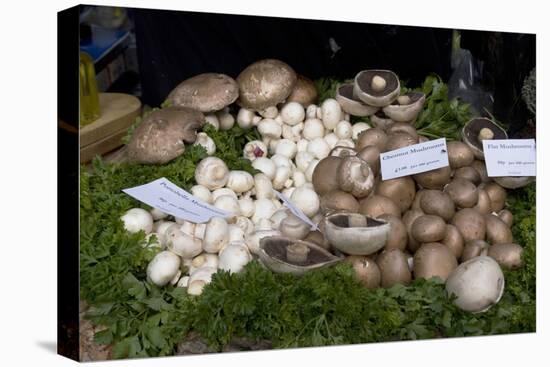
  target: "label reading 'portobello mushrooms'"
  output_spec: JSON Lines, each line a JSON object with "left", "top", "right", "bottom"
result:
{"left": 122, "top": 177, "right": 230, "bottom": 223}
{"left": 380, "top": 138, "right": 449, "bottom": 180}
{"left": 483, "top": 139, "right": 536, "bottom": 177}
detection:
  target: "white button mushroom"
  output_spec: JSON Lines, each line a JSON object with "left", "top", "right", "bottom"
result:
{"left": 235, "top": 216, "right": 255, "bottom": 235}
{"left": 306, "top": 104, "right": 319, "bottom": 119}
{"left": 226, "top": 171, "right": 254, "bottom": 193}
{"left": 335, "top": 139, "right": 355, "bottom": 149}
{"left": 270, "top": 154, "right": 295, "bottom": 170}
{"left": 216, "top": 108, "right": 235, "bottom": 130}
{"left": 121, "top": 208, "right": 153, "bottom": 234}
{"left": 352, "top": 122, "right": 371, "bottom": 140}
{"left": 147, "top": 251, "right": 181, "bottom": 286}
{"left": 252, "top": 157, "right": 277, "bottom": 180}
{"left": 282, "top": 187, "right": 296, "bottom": 198}
{"left": 270, "top": 208, "right": 289, "bottom": 229}
{"left": 296, "top": 139, "right": 309, "bottom": 152}
{"left": 259, "top": 106, "right": 279, "bottom": 119}
{"left": 334, "top": 120, "right": 353, "bottom": 140}
{"left": 228, "top": 224, "right": 246, "bottom": 242}
{"left": 258, "top": 118, "right": 282, "bottom": 139}
{"left": 295, "top": 151, "right": 315, "bottom": 173}
{"left": 307, "top": 138, "right": 330, "bottom": 160}
{"left": 272, "top": 166, "right": 293, "bottom": 190}
{"left": 195, "top": 157, "right": 229, "bottom": 190}
{"left": 290, "top": 186, "right": 320, "bottom": 218}
{"left": 243, "top": 140, "right": 268, "bottom": 161}
{"left": 211, "top": 188, "right": 238, "bottom": 202}
{"left": 193, "top": 132, "right": 216, "bottom": 155}
{"left": 324, "top": 133, "right": 339, "bottom": 149}
{"left": 280, "top": 102, "right": 305, "bottom": 126}
{"left": 150, "top": 208, "right": 168, "bottom": 221}
{"left": 189, "top": 253, "right": 219, "bottom": 275}
{"left": 204, "top": 114, "right": 220, "bottom": 130}
{"left": 253, "top": 173, "right": 275, "bottom": 199}
{"left": 218, "top": 242, "right": 252, "bottom": 273}
{"left": 275, "top": 139, "right": 298, "bottom": 159}
{"left": 252, "top": 198, "right": 278, "bottom": 224}
{"left": 202, "top": 217, "right": 229, "bottom": 253}
{"left": 187, "top": 266, "right": 217, "bottom": 296}
{"left": 238, "top": 194, "right": 255, "bottom": 218}
{"left": 154, "top": 221, "right": 176, "bottom": 245}
{"left": 179, "top": 221, "right": 206, "bottom": 240}
{"left": 292, "top": 170, "right": 307, "bottom": 187}
{"left": 305, "top": 159, "right": 320, "bottom": 182}
{"left": 165, "top": 224, "right": 203, "bottom": 259}
{"left": 213, "top": 195, "right": 241, "bottom": 218}
{"left": 321, "top": 98, "right": 343, "bottom": 131}
{"left": 190, "top": 185, "right": 213, "bottom": 204}
{"left": 302, "top": 118, "right": 325, "bottom": 140}
{"left": 177, "top": 275, "right": 190, "bottom": 288}
{"left": 237, "top": 107, "right": 257, "bottom": 129}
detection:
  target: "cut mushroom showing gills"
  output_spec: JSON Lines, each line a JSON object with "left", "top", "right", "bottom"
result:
{"left": 324, "top": 213, "right": 390, "bottom": 255}
{"left": 335, "top": 83, "right": 379, "bottom": 116}
{"left": 353, "top": 70, "right": 401, "bottom": 107}
{"left": 258, "top": 236, "right": 342, "bottom": 275}
{"left": 461, "top": 118, "right": 508, "bottom": 160}
{"left": 382, "top": 92, "right": 426, "bottom": 122}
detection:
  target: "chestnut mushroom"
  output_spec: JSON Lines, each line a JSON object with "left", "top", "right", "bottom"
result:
{"left": 127, "top": 107, "right": 205, "bottom": 164}
{"left": 453, "top": 166, "right": 481, "bottom": 185}
{"left": 378, "top": 214, "right": 408, "bottom": 251}
{"left": 444, "top": 178, "right": 479, "bottom": 208}
{"left": 413, "top": 242, "right": 457, "bottom": 281}
{"left": 356, "top": 145, "right": 381, "bottom": 176}
{"left": 411, "top": 215, "right": 447, "bottom": 243}
{"left": 471, "top": 160, "right": 491, "bottom": 183}
{"left": 386, "top": 122, "right": 419, "bottom": 141}
{"left": 346, "top": 256, "right": 381, "bottom": 288}
{"left": 498, "top": 209, "right": 514, "bottom": 227}
{"left": 375, "top": 176, "right": 416, "bottom": 213}
{"left": 356, "top": 127, "right": 388, "bottom": 152}
{"left": 419, "top": 190, "right": 455, "bottom": 222}
{"left": 376, "top": 249, "right": 411, "bottom": 287}
{"left": 286, "top": 74, "right": 318, "bottom": 107}
{"left": 359, "top": 195, "right": 401, "bottom": 219}
{"left": 473, "top": 188, "right": 492, "bottom": 215}
{"left": 312, "top": 156, "right": 342, "bottom": 196}
{"left": 485, "top": 214, "right": 513, "bottom": 245}
{"left": 461, "top": 118, "right": 508, "bottom": 160}
{"left": 442, "top": 224, "right": 464, "bottom": 259}
{"left": 384, "top": 132, "right": 418, "bottom": 152}
{"left": 353, "top": 70, "right": 400, "bottom": 107}
{"left": 452, "top": 208, "right": 486, "bottom": 243}
{"left": 335, "top": 83, "right": 379, "bottom": 117}
{"left": 481, "top": 182, "right": 507, "bottom": 212}
{"left": 337, "top": 156, "right": 375, "bottom": 198}
{"left": 382, "top": 92, "right": 426, "bottom": 122}
{"left": 488, "top": 243, "right": 523, "bottom": 269}
{"left": 447, "top": 141, "right": 475, "bottom": 169}
{"left": 461, "top": 239, "right": 490, "bottom": 262}
{"left": 320, "top": 190, "right": 360, "bottom": 215}
{"left": 402, "top": 209, "right": 424, "bottom": 253}
{"left": 413, "top": 166, "right": 452, "bottom": 190}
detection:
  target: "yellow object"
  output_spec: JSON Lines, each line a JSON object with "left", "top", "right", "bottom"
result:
{"left": 79, "top": 51, "right": 100, "bottom": 126}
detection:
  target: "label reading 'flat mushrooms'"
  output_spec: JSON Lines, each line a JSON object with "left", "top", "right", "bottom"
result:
{"left": 482, "top": 139, "right": 536, "bottom": 177}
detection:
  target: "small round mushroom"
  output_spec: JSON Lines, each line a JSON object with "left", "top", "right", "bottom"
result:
{"left": 413, "top": 242, "right": 457, "bottom": 281}
{"left": 411, "top": 215, "right": 447, "bottom": 243}
{"left": 359, "top": 195, "right": 401, "bottom": 219}
{"left": 461, "top": 118, "right": 508, "bottom": 160}
{"left": 485, "top": 214, "right": 513, "bottom": 245}
{"left": 447, "top": 141, "right": 475, "bottom": 169}
{"left": 442, "top": 224, "right": 464, "bottom": 259}
{"left": 413, "top": 166, "right": 452, "bottom": 190}
{"left": 353, "top": 70, "right": 400, "bottom": 107}
{"left": 337, "top": 156, "right": 375, "bottom": 198}
{"left": 376, "top": 249, "right": 412, "bottom": 288}
{"left": 378, "top": 214, "right": 407, "bottom": 251}
{"left": 487, "top": 243, "right": 523, "bottom": 269}
{"left": 453, "top": 166, "right": 481, "bottom": 185}
{"left": 311, "top": 156, "right": 342, "bottom": 196}
{"left": 473, "top": 188, "right": 492, "bottom": 215}
{"left": 320, "top": 190, "right": 360, "bottom": 215}
{"left": 402, "top": 209, "right": 425, "bottom": 253}
{"left": 286, "top": 74, "right": 318, "bottom": 107}
{"left": 419, "top": 190, "right": 455, "bottom": 222}
{"left": 481, "top": 182, "right": 507, "bottom": 212}
{"left": 320, "top": 99, "right": 343, "bottom": 130}
{"left": 356, "top": 145, "right": 381, "bottom": 176}
{"left": 382, "top": 92, "right": 426, "bottom": 122}
{"left": 461, "top": 239, "right": 490, "bottom": 262}
{"left": 195, "top": 157, "right": 229, "bottom": 190}
{"left": 237, "top": 59, "right": 297, "bottom": 111}
{"left": 444, "top": 178, "right": 479, "bottom": 208}
{"left": 336, "top": 83, "right": 379, "bottom": 117}
{"left": 346, "top": 256, "right": 381, "bottom": 288}
{"left": 280, "top": 213, "right": 311, "bottom": 240}
{"left": 375, "top": 176, "right": 416, "bottom": 213}
{"left": 127, "top": 107, "right": 205, "bottom": 164}
{"left": 452, "top": 208, "right": 486, "bottom": 243}
{"left": 289, "top": 186, "right": 320, "bottom": 218}
{"left": 356, "top": 127, "right": 388, "bottom": 152}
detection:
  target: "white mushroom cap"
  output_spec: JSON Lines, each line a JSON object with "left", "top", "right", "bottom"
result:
{"left": 280, "top": 102, "right": 305, "bottom": 126}
{"left": 147, "top": 251, "right": 181, "bottom": 286}
{"left": 290, "top": 186, "right": 320, "bottom": 218}
{"left": 195, "top": 157, "right": 229, "bottom": 190}
{"left": 121, "top": 208, "right": 153, "bottom": 234}
{"left": 320, "top": 99, "right": 343, "bottom": 130}
{"left": 302, "top": 118, "right": 325, "bottom": 140}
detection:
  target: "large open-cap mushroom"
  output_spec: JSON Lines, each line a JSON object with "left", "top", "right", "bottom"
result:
{"left": 446, "top": 256, "right": 505, "bottom": 313}
{"left": 324, "top": 212, "right": 390, "bottom": 255}
{"left": 258, "top": 236, "right": 342, "bottom": 275}
{"left": 461, "top": 118, "right": 508, "bottom": 160}
{"left": 369, "top": 111, "right": 396, "bottom": 130}
{"left": 337, "top": 156, "right": 375, "bottom": 198}
{"left": 382, "top": 92, "right": 426, "bottom": 122}
{"left": 127, "top": 107, "right": 205, "bottom": 164}
{"left": 287, "top": 74, "right": 318, "bottom": 107}
{"left": 166, "top": 73, "right": 239, "bottom": 113}
{"left": 353, "top": 70, "right": 400, "bottom": 107}
{"left": 336, "top": 83, "right": 379, "bottom": 116}
{"left": 236, "top": 59, "right": 297, "bottom": 111}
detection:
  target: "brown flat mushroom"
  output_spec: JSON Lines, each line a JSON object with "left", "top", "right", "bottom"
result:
{"left": 461, "top": 118, "right": 508, "bottom": 160}
{"left": 127, "top": 107, "right": 205, "bottom": 164}
{"left": 237, "top": 59, "right": 297, "bottom": 111}
{"left": 335, "top": 83, "right": 379, "bottom": 116}
{"left": 353, "top": 70, "right": 400, "bottom": 107}
{"left": 370, "top": 111, "right": 396, "bottom": 130}
{"left": 382, "top": 92, "right": 426, "bottom": 122}
{"left": 286, "top": 74, "right": 318, "bottom": 107}
{"left": 166, "top": 73, "right": 239, "bottom": 113}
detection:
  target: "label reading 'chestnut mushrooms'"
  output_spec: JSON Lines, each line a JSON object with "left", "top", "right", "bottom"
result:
{"left": 483, "top": 139, "right": 536, "bottom": 177}
{"left": 380, "top": 138, "right": 449, "bottom": 180}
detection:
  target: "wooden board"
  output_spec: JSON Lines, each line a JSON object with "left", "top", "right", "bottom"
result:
{"left": 80, "top": 126, "right": 128, "bottom": 163}
{"left": 80, "top": 93, "right": 141, "bottom": 148}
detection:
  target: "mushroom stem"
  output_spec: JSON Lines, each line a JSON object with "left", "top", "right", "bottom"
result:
{"left": 371, "top": 75, "right": 387, "bottom": 92}
{"left": 478, "top": 128, "right": 494, "bottom": 141}
{"left": 286, "top": 242, "right": 310, "bottom": 263}
{"left": 397, "top": 95, "right": 411, "bottom": 105}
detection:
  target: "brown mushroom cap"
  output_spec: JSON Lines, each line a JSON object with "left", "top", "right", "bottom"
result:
{"left": 286, "top": 74, "right": 318, "bottom": 107}
{"left": 384, "top": 132, "right": 418, "bottom": 152}
{"left": 356, "top": 127, "right": 388, "bottom": 152}
{"left": 329, "top": 146, "right": 357, "bottom": 158}
{"left": 453, "top": 166, "right": 481, "bottom": 185}
{"left": 359, "top": 195, "right": 401, "bottom": 219}
{"left": 447, "top": 141, "right": 475, "bottom": 169}
{"left": 481, "top": 182, "right": 507, "bottom": 212}
{"left": 356, "top": 145, "right": 381, "bottom": 176}
{"left": 382, "top": 92, "right": 426, "bottom": 122}
{"left": 337, "top": 156, "right": 375, "bottom": 198}
{"left": 378, "top": 214, "right": 408, "bottom": 251}
{"left": 413, "top": 166, "right": 452, "bottom": 189}
{"left": 312, "top": 156, "right": 342, "bottom": 196}
{"left": 473, "top": 188, "right": 492, "bottom": 215}
{"left": 127, "top": 107, "right": 205, "bottom": 164}
{"left": 487, "top": 243, "right": 523, "bottom": 269}
{"left": 376, "top": 249, "right": 412, "bottom": 287}
{"left": 166, "top": 73, "right": 239, "bottom": 113}
{"left": 419, "top": 190, "right": 455, "bottom": 222}
{"left": 237, "top": 59, "right": 297, "bottom": 111}
{"left": 320, "top": 190, "right": 360, "bottom": 215}
{"left": 471, "top": 160, "right": 491, "bottom": 183}
{"left": 485, "top": 214, "right": 513, "bottom": 245}
{"left": 335, "top": 83, "right": 379, "bottom": 116}
{"left": 498, "top": 209, "right": 514, "bottom": 228}
{"left": 369, "top": 112, "right": 396, "bottom": 130}
{"left": 402, "top": 209, "right": 425, "bottom": 253}
{"left": 411, "top": 190, "right": 426, "bottom": 211}
{"left": 461, "top": 118, "right": 508, "bottom": 160}
{"left": 353, "top": 70, "right": 401, "bottom": 107}
{"left": 386, "top": 122, "right": 419, "bottom": 141}
{"left": 444, "top": 178, "right": 479, "bottom": 208}
{"left": 461, "top": 239, "right": 490, "bottom": 262}
{"left": 452, "top": 208, "right": 487, "bottom": 243}
{"left": 346, "top": 256, "right": 381, "bottom": 288}
{"left": 442, "top": 224, "right": 464, "bottom": 259}
{"left": 304, "top": 230, "right": 331, "bottom": 251}
{"left": 411, "top": 215, "right": 447, "bottom": 243}
{"left": 493, "top": 176, "right": 535, "bottom": 189}
{"left": 376, "top": 176, "right": 416, "bottom": 212}
{"left": 413, "top": 242, "right": 457, "bottom": 281}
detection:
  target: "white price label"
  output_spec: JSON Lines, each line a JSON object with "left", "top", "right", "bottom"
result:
{"left": 380, "top": 138, "right": 449, "bottom": 180}
{"left": 122, "top": 177, "right": 230, "bottom": 223}
{"left": 274, "top": 190, "right": 319, "bottom": 231}
{"left": 483, "top": 139, "right": 536, "bottom": 177}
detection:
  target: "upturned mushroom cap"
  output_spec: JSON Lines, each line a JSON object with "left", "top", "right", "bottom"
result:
{"left": 485, "top": 214, "right": 513, "bottom": 245}
{"left": 312, "top": 156, "right": 342, "bottom": 196}
{"left": 320, "top": 190, "right": 360, "bottom": 215}
{"left": 487, "top": 243, "right": 523, "bottom": 269}
{"left": 376, "top": 249, "right": 412, "bottom": 288}
{"left": 419, "top": 190, "right": 455, "bottom": 221}
{"left": 446, "top": 256, "right": 505, "bottom": 313}
{"left": 493, "top": 176, "right": 535, "bottom": 189}
{"left": 286, "top": 74, "right": 318, "bottom": 107}
{"left": 359, "top": 195, "right": 401, "bottom": 219}
{"left": 353, "top": 70, "right": 401, "bottom": 107}
{"left": 127, "top": 107, "right": 205, "bottom": 164}
{"left": 453, "top": 166, "right": 481, "bottom": 185}
{"left": 166, "top": 73, "right": 239, "bottom": 113}
{"left": 237, "top": 59, "right": 297, "bottom": 111}
{"left": 452, "top": 208, "right": 486, "bottom": 243}
{"left": 402, "top": 209, "right": 425, "bottom": 253}
{"left": 324, "top": 213, "right": 390, "bottom": 255}
{"left": 356, "top": 127, "right": 388, "bottom": 152}
{"left": 447, "top": 141, "right": 475, "bottom": 169}
{"left": 444, "top": 178, "right": 479, "bottom": 208}
{"left": 335, "top": 83, "right": 379, "bottom": 117}
{"left": 375, "top": 176, "right": 416, "bottom": 213}
{"left": 378, "top": 214, "right": 407, "bottom": 251}
{"left": 356, "top": 145, "right": 381, "bottom": 176}
{"left": 461, "top": 118, "right": 508, "bottom": 160}
{"left": 442, "top": 224, "right": 464, "bottom": 259}
{"left": 384, "top": 132, "right": 418, "bottom": 152}
{"left": 382, "top": 92, "right": 426, "bottom": 122}
{"left": 461, "top": 239, "right": 490, "bottom": 262}
{"left": 337, "top": 156, "right": 375, "bottom": 198}
{"left": 413, "top": 166, "right": 452, "bottom": 190}
{"left": 346, "top": 255, "right": 381, "bottom": 288}
{"left": 411, "top": 215, "right": 447, "bottom": 243}
{"left": 481, "top": 182, "right": 507, "bottom": 212}
{"left": 413, "top": 242, "right": 457, "bottom": 281}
